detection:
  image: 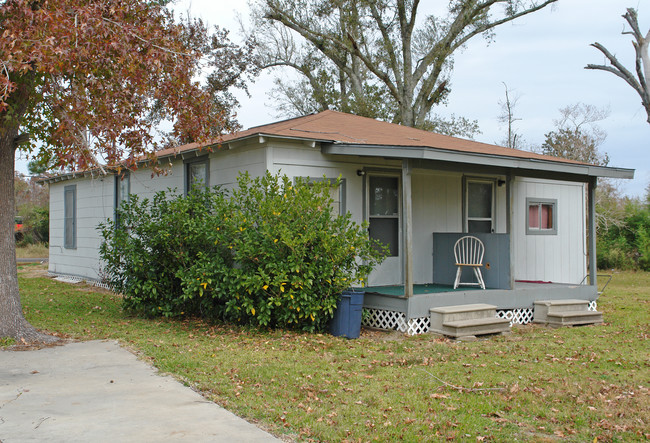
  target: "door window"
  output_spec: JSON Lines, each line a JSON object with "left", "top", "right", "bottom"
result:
{"left": 466, "top": 179, "right": 494, "bottom": 233}
{"left": 368, "top": 176, "right": 399, "bottom": 256}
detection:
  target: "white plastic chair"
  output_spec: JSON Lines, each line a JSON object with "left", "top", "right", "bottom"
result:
{"left": 453, "top": 235, "right": 486, "bottom": 290}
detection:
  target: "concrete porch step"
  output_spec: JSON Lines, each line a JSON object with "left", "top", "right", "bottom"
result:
{"left": 536, "top": 299, "right": 590, "bottom": 313}
{"left": 534, "top": 299, "right": 595, "bottom": 325}
{"left": 430, "top": 303, "right": 498, "bottom": 323}
{"left": 545, "top": 310, "right": 604, "bottom": 327}
{"left": 430, "top": 303, "right": 511, "bottom": 339}
{"left": 440, "top": 317, "right": 511, "bottom": 337}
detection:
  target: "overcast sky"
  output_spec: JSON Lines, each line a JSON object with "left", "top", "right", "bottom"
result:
{"left": 15, "top": 0, "right": 649, "bottom": 197}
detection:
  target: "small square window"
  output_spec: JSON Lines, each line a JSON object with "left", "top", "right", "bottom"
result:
{"left": 526, "top": 198, "right": 557, "bottom": 235}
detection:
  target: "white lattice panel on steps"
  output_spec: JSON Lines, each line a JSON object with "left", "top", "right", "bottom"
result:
{"left": 497, "top": 308, "right": 534, "bottom": 326}
{"left": 397, "top": 317, "right": 431, "bottom": 335}
{"left": 588, "top": 301, "right": 598, "bottom": 311}
{"left": 362, "top": 308, "right": 405, "bottom": 330}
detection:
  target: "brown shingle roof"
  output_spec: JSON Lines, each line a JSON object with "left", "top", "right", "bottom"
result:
{"left": 156, "top": 110, "right": 586, "bottom": 166}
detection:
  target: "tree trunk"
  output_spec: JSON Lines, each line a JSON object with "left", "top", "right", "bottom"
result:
{"left": 0, "top": 76, "right": 58, "bottom": 344}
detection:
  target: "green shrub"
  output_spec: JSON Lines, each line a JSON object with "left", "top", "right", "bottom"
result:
{"left": 597, "top": 200, "right": 650, "bottom": 271}
{"left": 16, "top": 206, "right": 49, "bottom": 246}
{"left": 99, "top": 188, "right": 233, "bottom": 318}
{"left": 99, "top": 172, "right": 385, "bottom": 332}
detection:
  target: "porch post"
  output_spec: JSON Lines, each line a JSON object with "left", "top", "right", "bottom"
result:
{"left": 588, "top": 177, "right": 598, "bottom": 287}
{"left": 506, "top": 173, "right": 515, "bottom": 289}
{"left": 402, "top": 159, "right": 414, "bottom": 298}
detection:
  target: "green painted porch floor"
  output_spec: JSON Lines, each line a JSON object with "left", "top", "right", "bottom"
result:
{"left": 363, "top": 284, "right": 483, "bottom": 296}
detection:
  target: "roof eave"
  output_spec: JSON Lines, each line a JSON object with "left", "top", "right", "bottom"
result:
{"left": 322, "top": 143, "right": 635, "bottom": 180}
{"left": 156, "top": 132, "right": 327, "bottom": 160}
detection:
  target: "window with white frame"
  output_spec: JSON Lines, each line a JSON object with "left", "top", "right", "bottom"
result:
{"left": 465, "top": 178, "right": 495, "bottom": 233}
{"left": 526, "top": 198, "right": 557, "bottom": 235}
{"left": 368, "top": 175, "right": 400, "bottom": 257}
{"left": 185, "top": 156, "right": 209, "bottom": 193}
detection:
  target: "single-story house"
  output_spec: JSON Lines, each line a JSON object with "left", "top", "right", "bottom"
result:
{"left": 42, "top": 110, "right": 634, "bottom": 334}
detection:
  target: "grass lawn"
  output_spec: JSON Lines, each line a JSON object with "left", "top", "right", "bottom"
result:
{"left": 12, "top": 265, "right": 650, "bottom": 442}
{"left": 15, "top": 243, "right": 49, "bottom": 259}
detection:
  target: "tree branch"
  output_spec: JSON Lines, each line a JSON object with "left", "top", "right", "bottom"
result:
{"left": 586, "top": 43, "right": 643, "bottom": 96}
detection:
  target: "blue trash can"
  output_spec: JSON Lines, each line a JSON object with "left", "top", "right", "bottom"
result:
{"left": 330, "top": 289, "right": 364, "bottom": 339}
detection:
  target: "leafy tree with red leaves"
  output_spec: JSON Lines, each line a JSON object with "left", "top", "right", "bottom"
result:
{"left": 0, "top": 0, "right": 255, "bottom": 343}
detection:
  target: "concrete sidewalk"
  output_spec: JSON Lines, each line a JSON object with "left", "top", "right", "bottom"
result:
{"left": 0, "top": 340, "right": 281, "bottom": 442}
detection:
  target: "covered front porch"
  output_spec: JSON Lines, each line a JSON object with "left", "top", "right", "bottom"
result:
{"left": 322, "top": 142, "right": 633, "bottom": 334}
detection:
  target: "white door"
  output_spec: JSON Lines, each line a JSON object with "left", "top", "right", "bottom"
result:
{"left": 367, "top": 174, "right": 402, "bottom": 286}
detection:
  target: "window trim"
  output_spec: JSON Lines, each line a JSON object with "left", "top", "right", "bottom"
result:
{"left": 64, "top": 184, "right": 77, "bottom": 249}
{"left": 184, "top": 155, "right": 210, "bottom": 194}
{"left": 463, "top": 177, "right": 496, "bottom": 233}
{"left": 526, "top": 197, "right": 558, "bottom": 236}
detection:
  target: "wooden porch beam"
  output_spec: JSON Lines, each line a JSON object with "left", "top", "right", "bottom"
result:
{"left": 402, "top": 159, "right": 414, "bottom": 298}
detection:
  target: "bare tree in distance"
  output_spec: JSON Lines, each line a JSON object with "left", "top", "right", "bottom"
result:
{"left": 586, "top": 8, "right": 650, "bottom": 124}
{"left": 497, "top": 83, "right": 524, "bottom": 149}
{"left": 541, "top": 103, "right": 610, "bottom": 166}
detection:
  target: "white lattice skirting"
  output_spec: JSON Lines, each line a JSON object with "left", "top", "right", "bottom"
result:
{"left": 588, "top": 301, "right": 598, "bottom": 311}
{"left": 496, "top": 308, "right": 534, "bottom": 327}
{"left": 48, "top": 272, "right": 113, "bottom": 290}
{"left": 364, "top": 307, "right": 536, "bottom": 335}
{"left": 397, "top": 317, "right": 431, "bottom": 336}
{"left": 362, "top": 308, "right": 405, "bottom": 330}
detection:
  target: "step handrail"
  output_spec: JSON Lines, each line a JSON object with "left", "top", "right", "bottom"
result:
{"left": 579, "top": 274, "right": 613, "bottom": 295}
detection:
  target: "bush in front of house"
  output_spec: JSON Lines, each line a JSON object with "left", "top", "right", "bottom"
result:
{"left": 99, "top": 187, "right": 233, "bottom": 318}
{"left": 99, "top": 171, "right": 385, "bottom": 332}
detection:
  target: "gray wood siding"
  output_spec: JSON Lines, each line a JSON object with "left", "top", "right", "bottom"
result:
{"left": 513, "top": 177, "right": 586, "bottom": 283}
{"left": 49, "top": 176, "right": 114, "bottom": 280}
{"left": 211, "top": 145, "right": 266, "bottom": 190}
{"left": 129, "top": 161, "right": 183, "bottom": 199}
{"left": 47, "top": 146, "right": 268, "bottom": 281}
{"left": 411, "top": 171, "right": 462, "bottom": 284}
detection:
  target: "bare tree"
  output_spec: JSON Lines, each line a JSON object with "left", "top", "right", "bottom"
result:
{"left": 586, "top": 8, "right": 650, "bottom": 124}
{"left": 251, "top": 0, "right": 558, "bottom": 128}
{"left": 497, "top": 83, "right": 523, "bottom": 149}
{"left": 541, "top": 103, "right": 610, "bottom": 166}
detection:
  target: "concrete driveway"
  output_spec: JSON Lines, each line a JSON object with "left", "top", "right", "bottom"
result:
{"left": 0, "top": 340, "right": 281, "bottom": 442}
